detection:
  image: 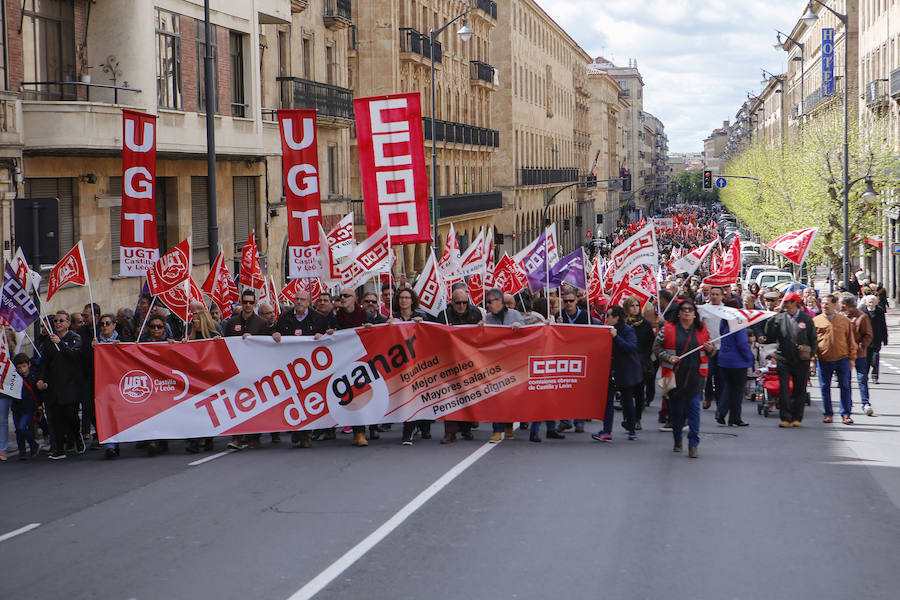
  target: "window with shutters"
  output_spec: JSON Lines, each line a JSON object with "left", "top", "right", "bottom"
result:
{"left": 24, "top": 177, "right": 75, "bottom": 259}
{"left": 327, "top": 144, "right": 339, "bottom": 196}
{"left": 191, "top": 176, "right": 209, "bottom": 263}
{"left": 232, "top": 176, "right": 258, "bottom": 257}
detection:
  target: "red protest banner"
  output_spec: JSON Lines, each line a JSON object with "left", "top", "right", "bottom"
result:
{"left": 354, "top": 93, "right": 431, "bottom": 244}
{"left": 94, "top": 323, "right": 612, "bottom": 442}
{"left": 47, "top": 241, "right": 89, "bottom": 301}
{"left": 147, "top": 238, "right": 191, "bottom": 296}
{"left": 279, "top": 109, "right": 322, "bottom": 278}
{"left": 120, "top": 109, "right": 159, "bottom": 276}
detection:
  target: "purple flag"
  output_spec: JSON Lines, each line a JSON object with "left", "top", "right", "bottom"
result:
{"left": 520, "top": 229, "right": 551, "bottom": 292}
{"left": 549, "top": 248, "right": 587, "bottom": 289}
{"left": 0, "top": 264, "right": 40, "bottom": 331}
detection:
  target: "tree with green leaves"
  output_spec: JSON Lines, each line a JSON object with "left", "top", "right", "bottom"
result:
{"left": 719, "top": 107, "right": 900, "bottom": 282}
{"left": 673, "top": 169, "right": 717, "bottom": 206}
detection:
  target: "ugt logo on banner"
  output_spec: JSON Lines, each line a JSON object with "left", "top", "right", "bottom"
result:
{"left": 279, "top": 109, "right": 323, "bottom": 279}
{"left": 354, "top": 92, "right": 431, "bottom": 245}
{"left": 120, "top": 109, "right": 160, "bottom": 276}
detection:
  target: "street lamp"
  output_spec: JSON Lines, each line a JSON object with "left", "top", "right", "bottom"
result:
{"left": 800, "top": 0, "right": 852, "bottom": 288}
{"left": 430, "top": 12, "right": 473, "bottom": 252}
{"left": 775, "top": 29, "right": 805, "bottom": 124}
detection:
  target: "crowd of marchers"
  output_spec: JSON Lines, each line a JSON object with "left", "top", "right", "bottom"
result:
{"left": 0, "top": 209, "right": 891, "bottom": 462}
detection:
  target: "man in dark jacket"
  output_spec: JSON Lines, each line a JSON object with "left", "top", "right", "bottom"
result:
{"left": 556, "top": 288, "right": 591, "bottom": 323}
{"left": 762, "top": 291, "right": 817, "bottom": 427}
{"left": 224, "top": 290, "right": 269, "bottom": 337}
{"left": 437, "top": 288, "right": 483, "bottom": 443}
{"left": 593, "top": 305, "right": 642, "bottom": 441}
{"left": 862, "top": 294, "right": 888, "bottom": 384}
{"left": 37, "top": 311, "right": 85, "bottom": 459}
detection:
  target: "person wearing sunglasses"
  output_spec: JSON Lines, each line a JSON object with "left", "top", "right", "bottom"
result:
{"left": 653, "top": 297, "right": 716, "bottom": 458}
{"left": 592, "top": 305, "right": 641, "bottom": 443}
{"left": 334, "top": 287, "right": 377, "bottom": 446}
{"left": 483, "top": 287, "right": 525, "bottom": 443}
{"left": 36, "top": 311, "right": 85, "bottom": 460}
{"left": 92, "top": 314, "right": 122, "bottom": 458}
{"left": 361, "top": 292, "right": 388, "bottom": 325}
{"left": 434, "top": 287, "right": 484, "bottom": 444}
{"left": 224, "top": 290, "right": 268, "bottom": 338}
{"left": 556, "top": 289, "right": 590, "bottom": 324}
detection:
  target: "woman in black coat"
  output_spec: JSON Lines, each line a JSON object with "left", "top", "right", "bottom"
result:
{"left": 623, "top": 295, "right": 656, "bottom": 430}
{"left": 593, "top": 305, "right": 643, "bottom": 442}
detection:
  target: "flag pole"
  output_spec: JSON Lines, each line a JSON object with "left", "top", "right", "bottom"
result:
{"left": 23, "top": 331, "right": 42, "bottom": 359}
{"left": 544, "top": 229, "right": 552, "bottom": 326}
{"left": 136, "top": 296, "right": 157, "bottom": 342}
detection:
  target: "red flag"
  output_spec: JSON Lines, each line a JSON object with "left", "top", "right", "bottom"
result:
{"left": 47, "top": 241, "right": 88, "bottom": 301}
{"left": 240, "top": 232, "right": 265, "bottom": 289}
{"left": 341, "top": 226, "right": 392, "bottom": 289}
{"left": 159, "top": 278, "right": 204, "bottom": 323}
{"left": 120, "top": 109, "right": 160, "bottom": 276}
{"left": 201, "top": 250, "right": 238, "bottom": 320}
{"left": 147, "top": 238, "right": 191, "bottom": 296}
{"left": 765, "top": 227, "right": 819, "bottom": 265}
{"left": 354, "top": 93, "right": 431, "bottom": 244}
{"left": 587, "top": 259, "right": 606, "bottom": 305}
{"left": 279, "top": 109, "right": 322, "bottom": 278}
{"left": 703, "top": 236, "right": 741, "bottom": 286}
{"left": 493, "top": 253, "right": 526, "bottom": 296}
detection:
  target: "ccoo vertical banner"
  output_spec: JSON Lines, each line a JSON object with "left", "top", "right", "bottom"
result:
{"left": 120, "top": 109, "right": 160, "bottom": 276}
{"left": 354, "top": 92, "right": 432, "bottom": 245}
{"left": 279, "top": 109, "right": 323, "bottom": 279}
{"left": 822, "top": 28, "right": 835, "bottom": 97}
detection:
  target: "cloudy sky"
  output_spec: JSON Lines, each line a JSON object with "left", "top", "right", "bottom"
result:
{"left": 538, "top": 0, "right": 806, "bottom": 153}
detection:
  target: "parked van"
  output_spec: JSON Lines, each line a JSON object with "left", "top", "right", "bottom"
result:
{"left": 754, "top": 271, "right": 794, "bottom": 288}
{"left": 744, "top": 264, "right": 780, "bottom": 287}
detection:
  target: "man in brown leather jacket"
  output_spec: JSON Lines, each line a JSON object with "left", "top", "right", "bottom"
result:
{"left": 812, "top": 294, "right": 856, "bottom": 424}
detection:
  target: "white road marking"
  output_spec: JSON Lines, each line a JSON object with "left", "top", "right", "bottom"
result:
{"left": 188, "top": 449, "right": 236, "bottom": 466}
{"left": 0, "top": 522, "right": 41, "bottom": 543}
{"left": 286, "top": 440, "right": 500, "bottom": 600}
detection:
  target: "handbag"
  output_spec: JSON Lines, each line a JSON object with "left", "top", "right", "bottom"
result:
{"left": 657, "top": 329, "right": 695, "bottom": 393}
{"left": 790, "top": 315, "right": 812, "bottom": 361}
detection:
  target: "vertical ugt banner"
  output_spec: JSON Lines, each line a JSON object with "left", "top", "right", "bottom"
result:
{"left": 354, "top": 93, "right": 432, "bottom": 244}
{"left": 120, "top": 110, "right": 159, "bottom": 276}
{"left": 279, "top": 109, "right": 323, "bottom": 279}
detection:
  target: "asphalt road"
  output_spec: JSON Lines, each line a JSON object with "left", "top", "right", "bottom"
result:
{"left": 3, "top": 361, "right": 900, "bottom": 600}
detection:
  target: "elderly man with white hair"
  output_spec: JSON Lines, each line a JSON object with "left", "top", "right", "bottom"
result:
{"left": 861, "top": 294, "right": 888, "bottom": 386}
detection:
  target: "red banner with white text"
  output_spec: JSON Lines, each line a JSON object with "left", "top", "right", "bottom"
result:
{"left": 279, "top": 109, "right": 323, "bottom": 278}
{"left": 354, "top": 93, "right": 431, "bottom": 245}
{"left": 120, "top": 109, "right": 159, "bottom": 276}
{"left": 94, "top": 324, "right": 611, "bottom": 442}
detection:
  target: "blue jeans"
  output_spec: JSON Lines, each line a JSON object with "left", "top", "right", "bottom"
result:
{"left": 557, "top": 419, "right": 585, "bottom": 428}
{"left": 529, "top": 421, "right": 557, "bottom": 434}
{"left": 492, "top": 422, "right": 511, "bottom": 433}
{"left": 853, "top": 356, "right": 870, "bottom": 406}
{"left": 12, "top": 409, "right": 37, "bottom": 454}
{"left": 603, "top": 385, "right": 636, "bottom": 435}
{"left": 818, "top": 358, "right": 852, "bottom": 417}
{"left": 0, "top": 395, "right": 10, "bottom": 452}
{"left": 669, "top": 391, "right": 701, "bottom": 447}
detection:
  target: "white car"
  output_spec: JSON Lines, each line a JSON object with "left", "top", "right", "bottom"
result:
{"left": 754, "top": 270, "right": 794, "bottom": 288}
{"left": 741, "top": 242, "right": 762, "bottom": 254}
{"left": 744, "top": 264, "right": 781, "bottom": 287}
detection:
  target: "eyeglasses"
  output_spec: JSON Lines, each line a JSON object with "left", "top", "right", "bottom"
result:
{"left": 100, "top": 321, "right": 114, "bottom": 326}
{"left": 55, "top": 318, "right": 68, "bottom": 323}
{"left": 363, "top": 299, "right": 378, "bottom": 304}
{"left": 452, "top": 300, "right": 468, "bottom": 305}
{"left": 679, "top": 306, "right": 696, "bottom": 313}
{"left": 149, "top": 324, "right": 165, "bottom": 330}
{"left": 242, "top": 300, "right": 255, "bottom": 305}
{"left": 487, "top": 297, "right": 501, "bottom": 303}
{"left": 563, "top": 299, "right": 575, "bottom": 303}
{"left": 340, "top": 293, "right": 354, "bottom": 298}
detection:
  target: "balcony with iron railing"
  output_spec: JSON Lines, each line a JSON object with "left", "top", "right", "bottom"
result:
{"left": 324, "top": 0, "right": 352, "bottom": 29}
{"left": 517, "top": 167, "right": 579, "bottom": 187}
{"left": 438, "top": 191, "right": 502, "bottom": 218}
{"left": 400, "top": 28, "right": 442, "bottom": 64}
{"left": 423, "top": 118, "right": 499, "bottom": 147}
{"left": 470, "top": 60, "right": 495, "bottom": 87}
{"left": 278, "top": 76, "right": 353, "bottom": 124}
{"left": 866, "top": 79, "right": 889, "bottom": 108}
{"left": 475, "top": 0, "right": 497, "bottom": 19}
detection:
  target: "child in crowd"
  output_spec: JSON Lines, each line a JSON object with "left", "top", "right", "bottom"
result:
{"left": 11, "top": 353, "right": 41, "bottom": 460}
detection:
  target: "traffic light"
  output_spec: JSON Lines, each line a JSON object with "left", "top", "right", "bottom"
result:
{"left": 596, "top": 214, "right": 604, "bottom": 224}
{"left": 703, "top": 170, "right": 712, "bottom": 189}
{"left": 621, "top": 167, "right": 631, "bottom": 192}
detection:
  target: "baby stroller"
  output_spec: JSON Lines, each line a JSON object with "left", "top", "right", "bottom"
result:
{"left": 757, "top": 371, "right": 811, "bottom": 417}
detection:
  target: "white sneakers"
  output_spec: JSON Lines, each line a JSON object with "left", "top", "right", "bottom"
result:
{"left": 864, "top": 404, "right": 874, "bottom": 416}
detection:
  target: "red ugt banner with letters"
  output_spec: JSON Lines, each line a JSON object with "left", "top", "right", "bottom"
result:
{"left": 120, "top": 109, "right": 159, "bottom": 276}
{"left": 354, "top": 93, "right": 431, "bottom": 245}
{"left": 94, "top": 324, "right": 612, "bottom": 442}
{"left": 279, "top": 109, "right": 323, "bottom": 279}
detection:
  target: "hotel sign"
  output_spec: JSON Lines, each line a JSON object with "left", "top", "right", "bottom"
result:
{"left": 822, "top": 28, "right": 835, "bottom": 97}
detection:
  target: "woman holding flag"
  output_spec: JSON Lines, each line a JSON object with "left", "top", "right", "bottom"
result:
{"left": 654, "top": 298, "right": 716, "bottom": 458}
